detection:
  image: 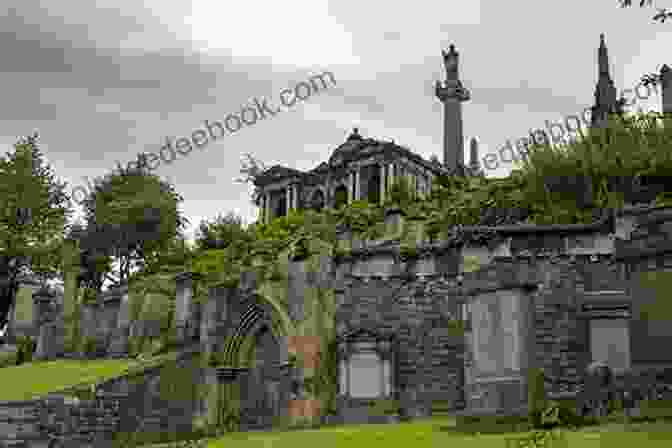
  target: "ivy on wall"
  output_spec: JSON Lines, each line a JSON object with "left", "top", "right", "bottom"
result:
{"left": 158, "top": 357, "right": 199, "bottom": 404}
{"left": 307, "top": 337, "right": 339, "bottom": 415}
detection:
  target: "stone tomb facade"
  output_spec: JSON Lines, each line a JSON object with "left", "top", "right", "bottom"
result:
{"left": 10, "top": 203, "right": 672, "bottom": 438}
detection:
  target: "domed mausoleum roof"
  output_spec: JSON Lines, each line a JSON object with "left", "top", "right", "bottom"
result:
{"left": 253, "top": 164, "right": 304, "bottom": 187}
{"left": 328, "top": 128, "right": 373, "bottom": 167}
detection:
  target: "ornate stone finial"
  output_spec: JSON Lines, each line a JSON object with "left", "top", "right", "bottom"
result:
{"left": 442, "top": 44, "right": 459, "bottom": 80}
{"left": 348, "top": 127, "right": 362, "bottom": 140}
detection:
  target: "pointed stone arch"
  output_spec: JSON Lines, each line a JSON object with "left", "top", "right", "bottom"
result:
{"left": 221, "top": 293, "right": 295, "bottom": 368}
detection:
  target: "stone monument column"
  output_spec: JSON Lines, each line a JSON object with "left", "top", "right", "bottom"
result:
{"left": 293, "top": 185, "right": 299, "bottom": 210}
{"left": 435, "top": 44, "right": 470, "bottom": 173}
{"left": 388, "top": 163, "right": 396, "bottom": 191}
{"left": 354, "top": 169, "right": 360, "bottom": 201}
{"left": 286, "top": 186, "right": 291, "bottom": 214}
{"left": 379, "top": 164, "right": 386, "bottom": 204}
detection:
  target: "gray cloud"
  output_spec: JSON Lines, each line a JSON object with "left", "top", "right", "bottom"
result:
{"left": 0, "top": 0, "right": 665, "bottom": 243}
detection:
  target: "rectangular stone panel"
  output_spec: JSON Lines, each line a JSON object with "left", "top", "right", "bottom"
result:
{"left": 589, "top": 318, "right": 630, "bottom": 373}
{"left": 349, "top": 352, "right": 382, "bottom": 398}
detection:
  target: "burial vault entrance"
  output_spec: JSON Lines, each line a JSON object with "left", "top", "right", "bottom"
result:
{"left": 214, "top": 293, "right": 293, "bottom": 431}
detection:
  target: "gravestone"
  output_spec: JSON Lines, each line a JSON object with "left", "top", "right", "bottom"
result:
{"left": 33, "top": 287, "right": 64, "bottom": 361}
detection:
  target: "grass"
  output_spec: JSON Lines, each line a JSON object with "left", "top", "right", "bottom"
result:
{"left": 0, "top": 350, "right": 183, "bottom": 401}
{"left": 149, "top": 417, "right": 672, "bottom": 448}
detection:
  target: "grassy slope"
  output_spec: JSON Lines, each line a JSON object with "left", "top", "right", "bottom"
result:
{"left": 0, "top": 350, "right": 185, "bottom": 401}
{"left": 195, "top": 418, "right": 672, "bottom": 448}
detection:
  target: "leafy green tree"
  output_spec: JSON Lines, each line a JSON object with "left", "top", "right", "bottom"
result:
{"left": 619, "top": 0, "right": 672, "bottom": 23}
{"left": 618, "top": 1, "right": 671, "bottom": 88}
{"left": 0, "top": 132, "right": 71, "bottom": 331}
{"left": 235, "top": 152, "right": 268, "bottom": 205}
{"left": 134, "top": 233, "right": 195, "bottom": 279}
{"left": 79, "top": 163, "right": 189, "bottom": 286}
{"left": 195, "top": 211, "right": 254, "bottom": 252}
{"left": 65, "top": 221, "right": 115, "bottom": 293}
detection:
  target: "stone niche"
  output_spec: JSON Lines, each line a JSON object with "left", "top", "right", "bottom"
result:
{"left": 336, "top": 327, "right": 396, "bottom": 405}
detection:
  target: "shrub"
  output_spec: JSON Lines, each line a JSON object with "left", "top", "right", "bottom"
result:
{"left": 538, "top": 400, "right": 589, "bottom": 429}
{"left": 14, "top": 335, "right": 36, "bottom": 366}
{"left": 0, "top": 350, "right": 17, "bottom": 368}
{"left": 82, "top": 336, "right": 98, "bottom": 357}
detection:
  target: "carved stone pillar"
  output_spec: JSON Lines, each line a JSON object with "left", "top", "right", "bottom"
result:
{"left": 388, "top": 163, "right": 395, "bottom": 190}
{"left": 286, "top": 186, "right": 291, "bottom": 214}
{"left": 347, "top": 172, "right": 354, "bottom": 203}
{"left": 292, "top": 185, "right": 299, "bottom": 210}
{"left": 259, "top": 193, "right": 264, "bottom": 224}
{"left": 379, "top": 164, "right": 386, "bottom": 204}
{"left": 354, "top": 169, "right": 360, "bottom": 201}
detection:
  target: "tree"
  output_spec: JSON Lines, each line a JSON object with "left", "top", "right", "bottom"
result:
{"left": 234, "top": 153, "right": 268, "bottom": 205}
{"left": 131, "top": 232, "right": 195, "bottom": 280}
{"left": 618, "top": 1, "right": 672, "bottom": 88}
{"left": 0, "top": 132, "right": 71, "bottom": 332}
{"left": 79, "top": 162, "right": 189, "bottom": 287}
{"left": 194, "top": 211, "right": 254, "bottom": 252}
{"left": 619, "top": 0, "right": 672, "bottom": 23}
{"left": 66, "top": 221, "right": 115, "bottom": 293}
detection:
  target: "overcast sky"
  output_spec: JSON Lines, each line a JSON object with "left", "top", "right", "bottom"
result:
{"left": 1, "top": 0, "right": 669, "bottom": 243}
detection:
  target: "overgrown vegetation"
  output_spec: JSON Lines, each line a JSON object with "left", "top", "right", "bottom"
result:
{"left": 183, "top": 111, "right": 672, "bottom": 292}
{"left": 14, "top": 334, "right": 36, "bottom": 366}
{"left": 0, "top": 132, "right": 71, "bottom": 334}
{"left": 33, "top": 111, "right": 669, "bottom": 362}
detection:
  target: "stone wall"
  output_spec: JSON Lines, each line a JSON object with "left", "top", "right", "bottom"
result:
{"left": 0, "top": 348, "right": 202, "bottom": 447}
{"left": 0, "top": 394, "right": 124, "bottom": 448}
{"left": 8, "top": 203, "right": 672, "bottom": 432}
{"left": 330, "top": 205, "right": 672, "bottom": 416}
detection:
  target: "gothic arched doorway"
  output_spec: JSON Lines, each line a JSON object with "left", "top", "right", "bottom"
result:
{"left": 239, "top": 323, "right": 283, "bottom": 429}
{"left": 218, "top": 294, "right": 294, "bottom": 431}
{"left": 333, "top": 185, "right": 348, "bottom": 209}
